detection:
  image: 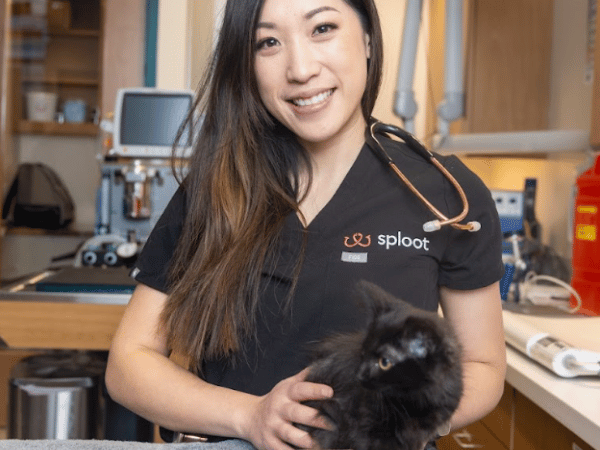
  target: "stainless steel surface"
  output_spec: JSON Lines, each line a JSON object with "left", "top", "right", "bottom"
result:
{"left": 0, "top": 271, "right": 131, "bottom": 305}
{"left": 9, "top": 377, "right": 97, "bottom": 439}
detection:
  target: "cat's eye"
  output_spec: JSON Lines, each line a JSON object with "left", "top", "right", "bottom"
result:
{"left": 378, "top": 357, "right": 393, "bottom": 371}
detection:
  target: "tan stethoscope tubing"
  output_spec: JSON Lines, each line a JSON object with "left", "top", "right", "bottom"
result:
{"left": 368, "top": 120, "right": 479, "bottom": 232}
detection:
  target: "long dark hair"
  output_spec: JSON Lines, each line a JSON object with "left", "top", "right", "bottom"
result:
{"left": 162, "top": 0, "right": 384, "bottom": 370}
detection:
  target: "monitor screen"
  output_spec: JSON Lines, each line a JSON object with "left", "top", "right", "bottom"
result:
{"left": 112, "top": 88, "right": 194, "bottom": 158}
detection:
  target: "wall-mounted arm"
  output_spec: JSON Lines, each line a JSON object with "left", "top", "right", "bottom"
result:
{"left": 394, "top": 0, "right": 424, "bottom": 134}
{"left": 437, "top": 0, "right": 465, "bottom": 136}
{"left": 394, "top": 0, "right": 465, "bottom": 136}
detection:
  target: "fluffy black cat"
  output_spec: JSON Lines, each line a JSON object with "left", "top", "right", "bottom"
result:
{"left": 302, "top": 281, "right": 463, "bottom": 450}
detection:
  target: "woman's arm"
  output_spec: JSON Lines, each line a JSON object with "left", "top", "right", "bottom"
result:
{"left": 439, "top": 281, "right": 507, "bottom": 430}
{"left": 105, "top": 283, "right": 332, "bottom": 450}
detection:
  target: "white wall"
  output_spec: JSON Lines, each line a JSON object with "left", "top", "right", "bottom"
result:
{"left": 156, "top": 0, "right": 190, "bottom": 89}
{"left": 548, "top": 0, "right": 593, "bottom": 130}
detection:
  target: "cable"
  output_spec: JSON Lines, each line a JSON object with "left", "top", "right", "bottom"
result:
{"left": 521, "top": 272, "right": 582, "bottom": 314}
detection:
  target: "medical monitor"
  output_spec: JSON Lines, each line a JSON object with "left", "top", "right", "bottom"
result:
{"left": 112, "top": 88, "right": 195, "bottom": 158}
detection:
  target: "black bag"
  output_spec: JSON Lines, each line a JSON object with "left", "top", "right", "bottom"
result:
{"left": 2, "top": 163, "right": 75, "bottom": 230}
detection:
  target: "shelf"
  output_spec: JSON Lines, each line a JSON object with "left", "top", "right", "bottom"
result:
{"left": 12, "top": 28, "right": 101, "bottom": 38}
{"left": 21, "top": 76, "right": 100, "bottom": 87}
{"left": 49, "top": 28, "right": 101, "bottom": 38}
{"left": 17, "top": 121, "right": 99, "bottom": 136}
{"left": 4, "top": 226, "right": 94, "bottom": 237}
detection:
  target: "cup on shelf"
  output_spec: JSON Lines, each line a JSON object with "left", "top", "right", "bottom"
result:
{"left": 26, "top": 91, "right": 58, "bottom": 122}
{"left": 30, "top": 0, "right": 48, "bottom": 16}
{"left": 63, "top": 99, "right": 87, "bottom": 123}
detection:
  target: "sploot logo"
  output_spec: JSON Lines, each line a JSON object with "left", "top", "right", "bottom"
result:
{"left": 344, "top": 233, "right": 371, "bottom": 248}
{"left": 378, "top": 231, "right": 430, "bottom": 251}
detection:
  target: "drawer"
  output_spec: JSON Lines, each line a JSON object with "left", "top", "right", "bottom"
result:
{"left": 480, "top": 383, "right": 514, "bottom": 447}
{"left": 513, "top": 391, "right": 595, "bottom": 450}
{"left": 437, "top": 421, "right": 508, "bottom": 450}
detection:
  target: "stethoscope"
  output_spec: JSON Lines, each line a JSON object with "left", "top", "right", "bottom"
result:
{"left": 367, "top": 120, "right": 481, "bottom": 233}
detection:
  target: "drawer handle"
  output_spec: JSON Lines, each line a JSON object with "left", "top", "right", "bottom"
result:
{"left": 453, "top": 430, "right": 484, "bottom": 448}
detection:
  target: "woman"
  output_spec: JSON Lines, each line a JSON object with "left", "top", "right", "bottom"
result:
{"left": 105, "top": 0, "right": 506, "bottom": 448}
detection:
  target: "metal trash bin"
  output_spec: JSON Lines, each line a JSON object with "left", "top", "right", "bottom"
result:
{"left": 8, "top": 351, "right": 104, "bottom": 440}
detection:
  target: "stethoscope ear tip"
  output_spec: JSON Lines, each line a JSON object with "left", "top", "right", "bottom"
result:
{"left": 423, "top": 220, "right": 482, "bottom": 232}
{"left": 468, "top": 221, "right": 482, "bottom": 232}
{"left": 423, "top": 220, "right": 442, "bottom": 232}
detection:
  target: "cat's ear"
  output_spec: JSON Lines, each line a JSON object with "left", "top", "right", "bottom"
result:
{"left": 354, "top": 280, "right": 397, "bottom": 322}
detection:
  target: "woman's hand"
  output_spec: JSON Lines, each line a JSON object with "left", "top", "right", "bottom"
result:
{"left": 245, "top": 368, "right": 334, "bottom": 450}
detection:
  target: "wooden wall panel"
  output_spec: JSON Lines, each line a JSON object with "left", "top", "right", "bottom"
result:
{"left": 101, "top": 0, "right": 145, "bottom": 116}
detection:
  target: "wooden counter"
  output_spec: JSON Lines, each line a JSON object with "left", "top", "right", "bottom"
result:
{"left": 0, "top": 294, "right": 127, "bottom": 428}
{"left": 0, "top": 300, "right": 125, "bottom": 350}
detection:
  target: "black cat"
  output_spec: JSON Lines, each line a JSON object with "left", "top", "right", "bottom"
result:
{"left": 302, "top": 281, "right": 463, "bottom": 450}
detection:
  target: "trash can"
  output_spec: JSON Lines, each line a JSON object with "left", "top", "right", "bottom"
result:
{"left": 8, "top": 351, "right": 104, "bottom": 439}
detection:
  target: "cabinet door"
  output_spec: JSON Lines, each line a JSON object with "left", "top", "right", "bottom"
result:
{"left": 437, "top": 421, "right": 508, "bottom": 450}
{"left": 479, "top": 383, "right": 513, "bottom": 447}
{"left": 426, "top": 0, "right": 553, "bottom": 137}
{"left": 464, "top": 0, "right": 553, "bottom": 133}
{"left": 513, "top": 391, "right": 595, "bottom": 450}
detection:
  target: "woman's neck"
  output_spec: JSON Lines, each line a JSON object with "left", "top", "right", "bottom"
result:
{"left": 297, "top": 118, "right": 367, "bottom": 226}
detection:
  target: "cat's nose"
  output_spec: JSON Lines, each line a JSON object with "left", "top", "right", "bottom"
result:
{"left": 357, "top": 363, "right": 377, "bottom": 385}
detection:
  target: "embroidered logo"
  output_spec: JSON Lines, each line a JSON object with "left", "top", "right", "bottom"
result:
{"left": 344, "top": 233, "right": 372, "bottom": 248}
{"left": 377, "top": 231, "right": 430, "bottom": 251}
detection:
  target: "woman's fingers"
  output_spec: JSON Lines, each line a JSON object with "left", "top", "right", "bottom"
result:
{"left": 282, "top": 400, "right": 333, "bottom": 431}
{"left": 277, "top": 422, "right": 314, "bottom": 449}
{"left": 289, "top": 380, "right": 334, "bottom": 403}
{"left": 246, "top": 369, "right": 335, "bottom": 449}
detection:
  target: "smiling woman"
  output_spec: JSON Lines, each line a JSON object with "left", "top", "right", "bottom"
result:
{"left": 104, "top": 0, "right": 506, "bottom": 449}
{"left": 253, "top": 0, "right": 370, "bottom": 153}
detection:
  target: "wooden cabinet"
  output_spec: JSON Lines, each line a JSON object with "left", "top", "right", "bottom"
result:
{"left": 0, "top": 300, "right": 124, "bottom": 428}
{"left": 513, "top": 390, "right": 595, "bottom": 450}
{"left": 0, "top": 301, "right": 125, "bottom": 350}
{"left": 438, "top": 383, "right": 595, "bottom": 450}
{"left": 438, "top": 383, "right": 512, "bottom": 450}
{"left": 9, "top": 0, "right": 103, "bottom": 136}
{"left": 0, "top": 350, "right": 39, "bottom": 429}
{"left": 426, "top": 0, "right": 553, "bottom": 138}
{"left": 438, "top": 421, "right": 507, "bottom": 450}
{"left": 7, "top": 0, "right": 147, "bottom": 136}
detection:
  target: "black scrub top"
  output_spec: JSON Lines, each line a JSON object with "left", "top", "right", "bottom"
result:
{"left": 131, "top": 135, "right": 504, "bottom": 395}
